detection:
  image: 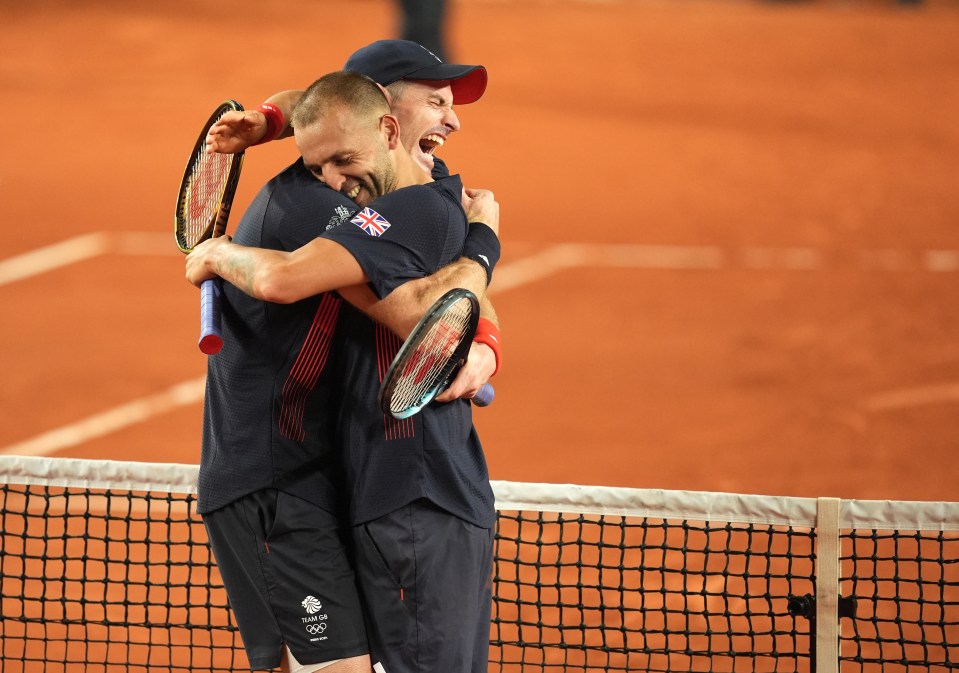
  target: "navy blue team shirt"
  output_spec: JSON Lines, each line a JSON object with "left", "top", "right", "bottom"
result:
{"left": 197, "top": 158, "right": 357, "bottom": 515}
{"left": 324, "top": 172, "right": 496, "bottom": 530}
{"left": 198, "top": 157, "right": 494, "bottom": 532}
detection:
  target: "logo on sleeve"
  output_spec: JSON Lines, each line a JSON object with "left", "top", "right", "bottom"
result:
{"left": 327, "top": 204, "right": 354, "bottom": 230}
{"left": 351, "top": 207, "right": 392, "bottom": 237}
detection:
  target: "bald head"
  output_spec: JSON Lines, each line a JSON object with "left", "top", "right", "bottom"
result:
{"left": 291, "top": 71, "right": 390, "bottom": 132}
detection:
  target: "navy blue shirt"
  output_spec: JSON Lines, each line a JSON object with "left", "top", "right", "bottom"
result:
{"left": 197, "top": 159, "right": 358, "bottom": 515}
{"left": 323, "top": 174, "right": 496, "bottom": 529}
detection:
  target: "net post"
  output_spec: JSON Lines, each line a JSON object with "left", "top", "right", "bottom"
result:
{"left": 815, "top": 497, "right": 841, "bottom": 673}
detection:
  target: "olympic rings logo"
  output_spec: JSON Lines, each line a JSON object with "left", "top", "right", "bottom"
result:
{"left": 306, "top": 623, "right": 328, "bottom": 635}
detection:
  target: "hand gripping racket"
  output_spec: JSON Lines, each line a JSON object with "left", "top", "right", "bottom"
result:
{"left": 174, "top": 100, "right": 245, "bottom": 355}
{"left": 379, "top": 288, "right": 496, "bottom": 419}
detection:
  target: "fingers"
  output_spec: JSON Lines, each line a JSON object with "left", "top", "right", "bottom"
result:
{"left": 434, "top": 343, "right": 497, "bottom": 403}
{"left": 184, "top": 238, "right": 226, "bottom": 287}
{"left": 434, "top": 367, "right": 480, "bottom": 403}
{"left": 463, "top": 190, "right": 500, "bottom": 236}
{"left": 204, "top": 110, "right": 264, "bottom": 154}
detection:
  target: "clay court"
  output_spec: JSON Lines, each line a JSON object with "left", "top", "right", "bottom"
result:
{"left": 2, "top": 0, "right": 959, "bottom": 506}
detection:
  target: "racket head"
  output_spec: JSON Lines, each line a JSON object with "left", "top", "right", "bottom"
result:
{"left": 379, "top": 288, "right": 481, "bottom": 419}
{"left": 174, "top": 100, "right": 245, "bottom": 253}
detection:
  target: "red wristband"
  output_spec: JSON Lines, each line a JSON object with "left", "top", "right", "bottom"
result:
{"left": 473, "top": 318, "right": 501, "bottom": 376}
{"left": 252, "top": 103, "right": 285, "bottom": 146}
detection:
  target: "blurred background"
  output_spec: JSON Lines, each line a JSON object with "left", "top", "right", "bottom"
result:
{"left": 2, "top": 0, "right": 958, "bottom": 502}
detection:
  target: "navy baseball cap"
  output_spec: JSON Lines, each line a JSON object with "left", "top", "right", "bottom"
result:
{"left": 344, "top": 40, "right": 488, "bottom": 104}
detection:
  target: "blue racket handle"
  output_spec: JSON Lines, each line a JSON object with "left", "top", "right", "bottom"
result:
{"left": 198, "top": 278, "right": 223, "bottom": 355}
{"left": 472, "top": 383, "right": 495, "bottom": 407}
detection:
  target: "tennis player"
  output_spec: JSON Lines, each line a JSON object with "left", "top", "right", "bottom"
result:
{"left": 187, "top": 71, "right": 499, "bottom": 673}
{"left": 189, "top": 42, "right": 499, "bottom": 673}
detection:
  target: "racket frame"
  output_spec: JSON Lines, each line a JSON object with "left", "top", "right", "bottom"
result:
{"left": 174, "top": 100, "right": 245, "bottom": 355}
{"left": 379, "top": 288, "right": 481, "bottom": 419}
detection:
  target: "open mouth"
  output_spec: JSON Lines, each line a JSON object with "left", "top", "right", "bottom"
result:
{"left": 419, "top": 133, "right": 445, "bottom": 156}
{"left": 346, "top": 185, "right": 361, "bottom": 200}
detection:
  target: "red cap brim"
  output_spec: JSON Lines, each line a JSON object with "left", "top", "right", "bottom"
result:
{"left": 450, "top": 67, "right": 488, "bottom": 105}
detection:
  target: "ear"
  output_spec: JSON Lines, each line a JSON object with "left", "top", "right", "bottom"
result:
{"left": 380, "top": 114, "right": 401, "bottom": 149}
{"left": 376, "top": 82, "right": 394, "bottom": 106}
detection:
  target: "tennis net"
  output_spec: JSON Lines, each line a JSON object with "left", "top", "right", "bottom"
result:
{"left": 1, "top": 455, "right": 957, "bottom": 672}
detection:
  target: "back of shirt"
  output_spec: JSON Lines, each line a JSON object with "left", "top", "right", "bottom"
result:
{"left": 197, "top": 159, "right": 358, "bottom": 515}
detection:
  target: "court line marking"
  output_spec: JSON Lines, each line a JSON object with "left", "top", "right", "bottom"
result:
{"left": 862, "top": 383, "right": 959, "bottom": 413}
{"left": 0, "top": 232, "right": 173, "bottom": 286}
{"left": 3, "top": 237, "right": 959, "bottom": 456}
{"left": 1, "top": 378, "right": 207, "bottom": 457}
{"left": 3, "top": 234, "right": 959, "bottom": 289}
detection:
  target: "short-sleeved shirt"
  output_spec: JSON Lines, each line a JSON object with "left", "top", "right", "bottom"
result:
{"left": 197, "top": 159, "right": 358, "bottom": 515}
{"left": 323, "top": 174, "right": 496, "bottom": 529}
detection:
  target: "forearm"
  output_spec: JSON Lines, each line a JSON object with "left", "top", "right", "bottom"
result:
{"left": 205, "top": 243, "right": 291, "bottom": 302}
{"left": 409, "top": 257, "right": 489, "bottom": 307}
{"left": 478, "top": 293, "right": 498, "bottom": 328}
{"left": 339, "top": 258, "right": 488, "bottom": 338}
{"left": 189, "top": 237, "right": 366, "bottom": 304}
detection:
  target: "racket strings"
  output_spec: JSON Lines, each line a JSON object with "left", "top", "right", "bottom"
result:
{"left": 388, "top": 300, "right": 473, "bottom": 413}
{"left": 179, "top": 150, "right": 233, "bottom": 248}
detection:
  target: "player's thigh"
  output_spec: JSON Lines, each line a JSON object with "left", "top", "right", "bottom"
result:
{"left": 352, "top": 499, "right": 493, "bottom": 673}
{"left": 204, "top": 489, "right": 287, "bottom": 669}
{"left": 265, "top": 491, "right": 369, "bottom": 666}
{"left": 281, "top": 646, "right": 372, "bottom": 673}
{"left": 204, "top": 489, "right": 368, "bottom": 670}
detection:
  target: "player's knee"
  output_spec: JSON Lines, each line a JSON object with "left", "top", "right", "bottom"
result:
{"left": 280, "top": 646, "right": 372, "bottom": 673}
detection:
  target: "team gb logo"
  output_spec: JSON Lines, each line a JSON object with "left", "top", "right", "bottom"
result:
{"left": 301, "top": 596, "right": 322, "bottom": 614}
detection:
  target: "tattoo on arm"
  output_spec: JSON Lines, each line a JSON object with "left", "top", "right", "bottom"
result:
{"left": 217, "top": 251, "right": 259, "bottom": 296}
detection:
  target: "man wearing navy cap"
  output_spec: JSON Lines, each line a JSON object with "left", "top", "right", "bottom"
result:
{"left": 207, "top": 40, "right": 487, "bottom": 173}
{"left": 195, "top": 42, "right": 500, "bottom": 673}
{"left": 344, "top": 39, "right": 487, "bottom": 103}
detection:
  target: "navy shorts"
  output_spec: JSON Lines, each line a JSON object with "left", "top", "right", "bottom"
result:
{"left": 352, "top": 499, "right": 494, "bottom": 673}
{"left": 203, "top": 489, "right": 369, "bottom": 670}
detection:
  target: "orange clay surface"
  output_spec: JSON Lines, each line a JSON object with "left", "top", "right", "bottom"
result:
{"left": 2, "top": 0, "right": 958, "bottom": 503}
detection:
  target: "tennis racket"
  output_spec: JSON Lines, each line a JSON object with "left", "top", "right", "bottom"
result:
{"left": 379, "top": 288, "right": 496, "bottom": 419}
{"left": 174, "top": 100, "right": 245, "bottom": 355}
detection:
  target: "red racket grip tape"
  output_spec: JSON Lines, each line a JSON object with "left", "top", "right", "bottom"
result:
{"left": 198, "top": 278, "right": 223, "bottom": 355}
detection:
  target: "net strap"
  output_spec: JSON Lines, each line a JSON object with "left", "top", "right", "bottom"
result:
{"left": 816, "top": 496, "right": 841, "bottom": 673}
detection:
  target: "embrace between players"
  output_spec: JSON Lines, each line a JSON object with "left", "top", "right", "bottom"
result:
{"left": 183, "top": 40, "right": 502, "bottom": 673}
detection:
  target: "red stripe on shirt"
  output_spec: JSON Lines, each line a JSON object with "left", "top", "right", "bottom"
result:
{"left": 279, "top": 293, "right": 342, "bottom": 441}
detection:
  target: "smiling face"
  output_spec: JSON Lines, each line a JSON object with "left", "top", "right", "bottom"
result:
{"left": 296, "top": 104, "right": 398, "bottom": 208}
{"left": 387, "top": 80, "right": 461, "bottom": 173}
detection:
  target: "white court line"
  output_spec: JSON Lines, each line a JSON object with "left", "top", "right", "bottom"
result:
{"left": 1, "top": 378, "right": 206, "bottom": 457}
{"left": 492, "top": 243, "right": 725, "bottom": 293}
{"left": 3, "top": 234, "right": 959, "bottom": 289}
{"left": 862, "top": 383, "right": 959, "bottom": 413}
{"left": 491, "top": 244, "right": 588, "bottom": 292}
{"left": 0, "top": 233, "right": 108, "bottom": 285}
{"left": 925, "top": 250, "right": 959, "bottom": 272}
{"left": 0, "top": 232, "right": 173, "bottom": 286}
{"left": 3, "top": 238, "right": 959, "bottom": 456}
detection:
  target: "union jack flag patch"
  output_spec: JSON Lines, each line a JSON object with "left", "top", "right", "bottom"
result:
{"left": 351, "top": 207, "right": 392, "bottom": 237}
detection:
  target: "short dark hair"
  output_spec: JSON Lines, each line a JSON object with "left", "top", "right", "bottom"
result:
{"left": 290, "top": 71, "right": 390, "bottom": 130}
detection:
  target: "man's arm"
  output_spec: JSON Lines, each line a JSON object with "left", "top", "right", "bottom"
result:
{"left": 184, "top": 235, "right": 366, "bottom": 304}
{"left": 186, "top": 184, "right": 499, "bottom": 309}
{"left": 206, "top": 86, "right": 399, "bottom": 155}
{"left": 343, "top": 185, "right": 503, "bottom": 399}
{"left": 342, "top": 257, "right": 489, "bottom": 338}
{"left": 205, "top": 90, "right": 305, "bottom": 154}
